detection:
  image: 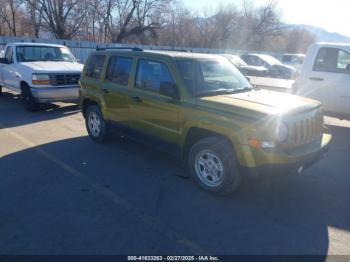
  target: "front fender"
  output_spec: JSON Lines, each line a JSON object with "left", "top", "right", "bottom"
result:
{"left": 180, "top": 111, "right": 257, "bottom": 167}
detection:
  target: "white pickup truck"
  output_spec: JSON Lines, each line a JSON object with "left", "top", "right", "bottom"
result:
{"left": 294, "top": 42, "right": 350, "bottom": 116}
{"left": 0, "top": 42, "right": 83, "bottom": 111}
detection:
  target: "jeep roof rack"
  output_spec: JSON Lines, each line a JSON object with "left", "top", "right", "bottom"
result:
{"left": 96, "top": 46, "right": 143, "bottom": 51}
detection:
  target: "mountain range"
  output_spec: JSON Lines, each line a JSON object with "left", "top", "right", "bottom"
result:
{"left": 292, "top": 24, "right": 350, "bottom": 44}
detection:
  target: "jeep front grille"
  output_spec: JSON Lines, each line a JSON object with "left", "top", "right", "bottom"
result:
{"left": 50, "top": 73, "right": 81, "bottom": 86}
{"left": 289, "top": 109, "right": 323, "bottom": 146}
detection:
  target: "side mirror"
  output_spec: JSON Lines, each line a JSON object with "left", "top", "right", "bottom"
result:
{"left": 0, "top": 58, "right": 8, "bottom": 64}
{"left": 159, "top": 82, "right": 179, "bottom": 99}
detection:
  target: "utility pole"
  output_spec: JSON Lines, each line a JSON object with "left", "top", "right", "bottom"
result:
{"left": 171, "top": 10, "right": 175, "bottom": 50}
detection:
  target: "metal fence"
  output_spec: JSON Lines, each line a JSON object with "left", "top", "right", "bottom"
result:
{"left": 0, "top": 36, "right": 282, "bottom": 63}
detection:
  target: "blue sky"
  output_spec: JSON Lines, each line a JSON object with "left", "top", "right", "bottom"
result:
{"left": 183, "top": 0, "right": 350, "bottom": 37}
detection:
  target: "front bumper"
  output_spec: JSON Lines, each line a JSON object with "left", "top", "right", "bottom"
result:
{"left": 243, "top": 133, "right": 332, "bottom": 175}
{"left": 31, "top": 86, "right": 79, "bottom": 103}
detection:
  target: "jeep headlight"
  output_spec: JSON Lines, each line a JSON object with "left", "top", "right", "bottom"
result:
{"left": 276, "top": 122, "right": 288, "bottom": 143}
{"left": 32, "top": 74, "right": 50, "bottom": 85}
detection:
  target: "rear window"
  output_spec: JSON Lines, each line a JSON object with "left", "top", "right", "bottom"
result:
{"left": 313, "top": 47, "right": 350, "bottom": 74}
{"left": 85, "top": 55, "right": 105, "bottom": 79}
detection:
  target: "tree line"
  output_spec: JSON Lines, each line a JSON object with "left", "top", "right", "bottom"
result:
{"left": 0, "top": 0, "right": 316, "bottom": 53}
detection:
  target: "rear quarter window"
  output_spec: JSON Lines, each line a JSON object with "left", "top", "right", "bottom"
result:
{"left": 85, "top": 55, "right": 105, "bottom": 79}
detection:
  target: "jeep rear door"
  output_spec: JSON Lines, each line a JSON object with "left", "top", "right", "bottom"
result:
{"left": 101, "top": 55, "right": 133, "bottom": 131}
{"left": 128, "top": 58, "right": 181, "bottom": 153}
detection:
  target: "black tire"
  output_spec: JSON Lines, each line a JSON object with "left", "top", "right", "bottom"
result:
{"left": 21, "top": 84, "right": 39, "bottom": 111}
{"left": 85, "top": 104, "right": 109, "bottom": 143}
{"left": 188, "top": 137, "right": 241, "bottom": 195}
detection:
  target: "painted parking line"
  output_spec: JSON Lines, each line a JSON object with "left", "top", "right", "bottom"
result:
{"left": 1, "top": 124, "right": 208, "bottom": 254}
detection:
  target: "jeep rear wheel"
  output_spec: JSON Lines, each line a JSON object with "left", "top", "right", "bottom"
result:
{"left": 86, "top": 104, "right": 109, "bottom": 143}
{"left": 21, "top": 84, "right": 39, "bottom": 111}
{"left": 188, "top": 137, "right": 241, "bottom": 195}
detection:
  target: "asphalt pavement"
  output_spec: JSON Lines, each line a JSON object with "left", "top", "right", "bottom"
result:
{"left": 1, "top": 90, "right": 350, "bottom": 256}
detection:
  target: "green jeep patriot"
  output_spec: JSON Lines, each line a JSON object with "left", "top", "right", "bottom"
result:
{"left": 79, "top": 48, "right": 331, "bottom": 195}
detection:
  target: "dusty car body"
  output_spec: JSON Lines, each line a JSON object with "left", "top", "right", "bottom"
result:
{"left": 79, "top": 49, "right": 331, "bottom": 194}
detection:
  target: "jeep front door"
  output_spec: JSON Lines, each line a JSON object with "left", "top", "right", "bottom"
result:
{"left": 128, "top": 59, "right": 181, "bottom": 153}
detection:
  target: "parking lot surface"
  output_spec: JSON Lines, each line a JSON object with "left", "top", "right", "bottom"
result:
{"left": 1, "top": 90, "right": 350, "bottom": 255}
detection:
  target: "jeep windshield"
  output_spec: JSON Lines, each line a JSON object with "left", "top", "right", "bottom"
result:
{"left": 176, "top": 58, "right": 252, "bottom": 97}
{"left": 16, "top": 46, "right": 76, "bottom": 63}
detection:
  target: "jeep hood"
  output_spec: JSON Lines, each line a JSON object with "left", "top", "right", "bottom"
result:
{"left": 198, "top": 89, "right": 321, "bottom": 116}
{"left": 20, "top": 61, "right": 83, "bottom": 72}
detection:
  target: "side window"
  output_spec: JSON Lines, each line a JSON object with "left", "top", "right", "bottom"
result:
{"left": 245, "top": 56, "right": 260, "bottom": 66}
{"left": 244, "top": 56, "right": 254, "bottom": 65}
{"left": 338, "top": 50, "right": 350, "bottom": 72}
{"left": 135, "top": 59, "right": 175, "bottom": 93}
{"left": 313, "top": 47, "right": 350, "bottom": 74}
{"left": 255, "top": 57, "right": 265, "bottom": 67}
{"left": 282, "top": 56, "right": 292, "bottom": 63}
{"left": 85, "top": 55, "right": 105, "bottom": 79}
{"left": 105, "top": 56, "right": 133, "bottom": 86}
{"left": 5, "top": 47, "right": 13, "bottom": 64}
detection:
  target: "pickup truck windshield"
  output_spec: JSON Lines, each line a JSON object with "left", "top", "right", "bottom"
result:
{"left": 176, "top": 58, "right": 252, "bottom": 97}
{"left": 16, "top": 46, "right": 75, "bottom": 62}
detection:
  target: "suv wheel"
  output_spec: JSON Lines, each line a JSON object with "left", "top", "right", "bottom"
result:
{"left": 86, "top": 105, "right": 109, "bottom": 143}
{"left": 188, "top": 137, "right": 241, "bottom": 195}
{"left": 21, "top": 84, "right": 39, "bottom": 111}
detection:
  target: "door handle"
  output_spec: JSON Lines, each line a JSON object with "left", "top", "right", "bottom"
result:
{"left": 309, "top": 77, "right": 324, "bottom": 81}
{"left": 101, "top": 88, "right": 109, "bottom": 94}
{"left": 131, "top": 96, "right": 143, "bottom": 103}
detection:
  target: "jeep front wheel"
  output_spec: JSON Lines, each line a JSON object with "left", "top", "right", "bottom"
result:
{"left": 86, "top": 104, "right": 109, "bottom": 143}
{"left": 188, "top": 137, "right": 241, "bottom": 195}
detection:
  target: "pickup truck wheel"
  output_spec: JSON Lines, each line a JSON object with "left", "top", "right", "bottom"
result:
{"left": 188, "top": 137, "right": 241, "bottom": 195}
{"left": 21, "top": 85, "right": 39, "bottom": 111}
{"left": 86, "top": 105, "right": 109, "bottom": 143}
